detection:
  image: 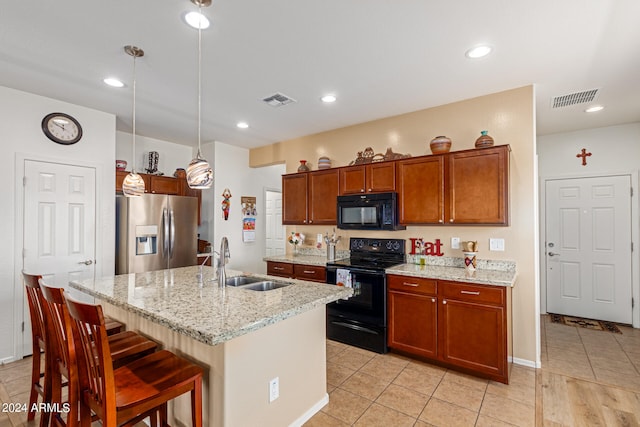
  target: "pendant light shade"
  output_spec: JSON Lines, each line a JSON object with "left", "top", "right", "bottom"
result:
{"left": 123, "top": 45, "right": 146, "bottom": 197}
{"left": 186, "top": 155, "right": 213, "bottom": 189}
{"left": 187, "top": 0, "right": 213, "bottom": 189}
{"left": 122, "top": 172, "right": 146, "bottom": 196}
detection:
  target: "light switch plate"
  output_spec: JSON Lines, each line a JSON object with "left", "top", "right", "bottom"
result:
{"left": 451, "top": 237, "right": 460, "bottom": 249}
{"left": 489, "top": 238, "right": 505, "bottom": 251}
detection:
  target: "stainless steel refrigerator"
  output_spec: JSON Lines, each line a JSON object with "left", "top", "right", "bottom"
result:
{"left": 116, "top": 194, "right": 198, "bottom": 274}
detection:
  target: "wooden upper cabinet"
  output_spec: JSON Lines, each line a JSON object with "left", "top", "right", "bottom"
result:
{"left": 308, "top": 169, "right": 340, "bottom": 224}
{"left": 447, "top": 145, "right": 509, "bottom": 225}
{"left": 339, "top": 162, "right": 395, "bottom": 195}
{"left": 149, "top": 175, "right": 179, "bottom": 195}
{"left": 396, "top": 156, "right": 445, "bottom": 224}
{"left": 282, "top": 173, "right": 308, "bottom": 224}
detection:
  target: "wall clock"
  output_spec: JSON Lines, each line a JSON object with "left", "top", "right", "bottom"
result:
{"left": 41, "top": 112, "right": 83, "bottom": 145}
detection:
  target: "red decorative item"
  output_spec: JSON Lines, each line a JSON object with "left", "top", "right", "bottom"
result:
{"left": 221, "top": 188, "right": 232, "bottom": 220}
{"left": 576, "top": 148, "right": 592, "bottom": 166}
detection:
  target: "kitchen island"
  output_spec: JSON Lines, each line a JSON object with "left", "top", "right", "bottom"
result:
{"left": 70, "top": 265, "right": 352, "bottom": 427}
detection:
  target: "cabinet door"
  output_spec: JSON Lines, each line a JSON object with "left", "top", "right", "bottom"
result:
{"left": 115, "top": 171, "right": 128, "bottom": 193}
{"left": 367, "top": 162, "right": 396, "bottom": 193}
{"left": 439, "top": 296, "right": 507, "bottom": 382}
{"left": 293, "top": 264, "right": 327, "bottom": 282}
{"left": 150, "top": 176, "right": 179, "bottom": 195}
{"left": 396, "top": 156, "right": 444, "bottom": 224}
{"left": 339, "top": 166, "right": 366, "bottom": 194}
{"left": 308, "top": 169, "right": 339, "bottom": 225}
{"left": 388, "top": 290, "right": 438, "bottom": 358}
{"left": 282, "top": 174, "right": 308, "bottom": 224}
{"left": 447, "top": 145, "right": 509, "bottom": 225}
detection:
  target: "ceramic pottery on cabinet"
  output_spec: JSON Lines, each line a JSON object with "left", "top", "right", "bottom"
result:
{"left": 429, "top": 136, "right": 452, "bottom": 154}
{"left": 475, "top": 130, "right": 494, "bottom": 148}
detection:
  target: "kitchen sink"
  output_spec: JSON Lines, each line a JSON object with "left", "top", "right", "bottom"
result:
{"left": 225, "top": 276, "right": 265, "bottom": 287}
{"left": 225, "top": 276, "right": 292, "bottom": 291}
{"left": 240, "top": 280, "right": 291, "bottom": 292}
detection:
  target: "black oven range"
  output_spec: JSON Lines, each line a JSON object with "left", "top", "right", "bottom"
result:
{"left": 326, "top": 238, "right": 406, "bottom": 353}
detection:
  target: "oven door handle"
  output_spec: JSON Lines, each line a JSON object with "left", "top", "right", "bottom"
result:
{"left": 327, "top": 266, "right": 381, "bottom": 275}
{"left": 330, "top": 321, "right": 378, "bottom": 335}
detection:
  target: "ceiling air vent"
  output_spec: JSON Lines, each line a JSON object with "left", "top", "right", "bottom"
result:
{"left": 262, "top": 92, "right": 297, "bottom": 107}
{"left": 551, "top": 89, "right": 599, "bottom": 108}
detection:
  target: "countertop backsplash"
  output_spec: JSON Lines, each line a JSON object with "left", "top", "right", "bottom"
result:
{"left": 406, "top": 254, "right": 516, "bottom": 272}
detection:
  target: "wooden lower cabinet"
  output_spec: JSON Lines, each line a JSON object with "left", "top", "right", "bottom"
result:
{"left": 266, "top": 261, "right": 326, "bottom": 283}
{"left": 387, "top": 275, "right": 509, "bottom": 384}
{"left": 388, "top": 276, "right": 437, "bottom": 359}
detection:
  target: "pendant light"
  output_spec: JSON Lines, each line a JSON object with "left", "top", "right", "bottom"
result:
{"left": 186, "top": 0, "right": 213, "bottom": 189}
{"left": 122, "top": 45, "right": 146, "bottom": 197}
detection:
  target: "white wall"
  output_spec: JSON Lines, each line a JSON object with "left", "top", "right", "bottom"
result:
{"left": 538, "top": 123, "right": 640, "bottom": 176}
{"left": 213, "top": 142, "right": 284, "bottom": 274}
{"left": 0, "top": 85, "right": 117, "bottom": 362}
{"left": 116, "top": 131, "right": 193, "bottom": 177}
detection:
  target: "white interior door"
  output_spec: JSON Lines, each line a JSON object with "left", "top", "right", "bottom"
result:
{"left": 545, "top": 175, "right": 632, "bottom": 323}
{"left": 22, "top": 160, "right": 96, "bottom": 355}
{"left": 265, "top": 190, "right": 285, "bottom": 256}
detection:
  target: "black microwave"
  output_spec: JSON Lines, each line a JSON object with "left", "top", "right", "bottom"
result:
{"left": 337, "top": 192, "right": 405, "bottom": 230}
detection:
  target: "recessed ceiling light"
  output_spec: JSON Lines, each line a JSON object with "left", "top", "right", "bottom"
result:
{"left": 184, "top": 11, "right": 210, "bottom": 29}
{"left": 236, "top": 122, "right": 249, "bottom": 129}
{"left": 465, "top": 45, "right": 492, "bottom": 59}
{"left": 321, "top": 94, "right": 337, "bottom": 103}
{"left": 585, "top": 105, "right": 604, "bottom": 113}
{"left": 103, "top": 77, "right": 124, "bottom": 88}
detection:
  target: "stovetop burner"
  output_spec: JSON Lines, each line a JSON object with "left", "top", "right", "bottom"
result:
{"left": 326, "top": 237, "right": 406, "bottom": 271}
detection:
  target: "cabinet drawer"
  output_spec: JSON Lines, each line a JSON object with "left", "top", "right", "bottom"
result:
{"left": 267, "top": 261, "right": 294, "bottom": 277}
{"left": 388, "top": 274, "right": 436, "bottom": 296}
{"left": 440, "top": 281, "right": 504, "bottom": 306}
{"left": 294, "top": 264, "right": 326, "bottom": 282}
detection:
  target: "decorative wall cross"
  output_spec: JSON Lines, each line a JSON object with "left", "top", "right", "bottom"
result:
{"left": 576, "top": 148, "right": 592, "bottom": 166}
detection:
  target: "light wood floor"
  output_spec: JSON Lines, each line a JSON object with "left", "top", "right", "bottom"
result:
{"left": 2, "top": 315, "right": 639, "bottom": 426}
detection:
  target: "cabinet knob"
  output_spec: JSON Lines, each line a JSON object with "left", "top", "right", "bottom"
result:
{"left": 368, "top": 188, "right": 372, "bottom": 192}
{"left": 449, "top": 219, "right": 454, "bottom": 223}
{"left": 438, "top": 219, "right": 443, "bottom": 223}
{"left": 443, "top": 300, "right": 447, "bottom": 304}
{"left": 360, "top": 189, "right": 365, "bottom": 193}
{"left": 309, "top": 220, "right": 313, "bottom": 223}
{"left": 432, "top": 298, "right": 436, "bottom": 303}
{"left": 303, "top": 220, "right": 307, "bottom": 223}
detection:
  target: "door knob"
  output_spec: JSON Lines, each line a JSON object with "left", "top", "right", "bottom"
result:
{"left": 78, "top": 260, "right": 93, "bottom": 265}
{"left": 548, "top": 252, "right": 560, "bottom": 257}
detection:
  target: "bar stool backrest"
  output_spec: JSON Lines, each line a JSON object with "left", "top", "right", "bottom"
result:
{"left": 24, "top": 273, "right": 46, "bottom": 352}
{"left": 40, "top": 282, "right": 79, "bottom": 427}
{"left": 65, "top": 297, "right": 116, "bottom": 425}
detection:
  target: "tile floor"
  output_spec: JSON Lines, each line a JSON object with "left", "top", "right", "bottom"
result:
{"left": 2, "top": 315, "right": 640, "bottom": 426}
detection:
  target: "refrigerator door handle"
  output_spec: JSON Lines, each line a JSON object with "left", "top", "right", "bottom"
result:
{"left": 163, "top": 208, "right": 169, "bottom": 259}
{"left": 169, "top": 209, "right": 176, "bottom": 259}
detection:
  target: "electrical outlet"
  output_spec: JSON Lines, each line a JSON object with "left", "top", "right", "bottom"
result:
{"left": 451, "top": 237, "right": 460, "bottom": 249}
{"left": 489, "top": 238, "right": 505, "bottom": 251}
{"left": 269, "top": 377, "right": 279, "bottom": 402}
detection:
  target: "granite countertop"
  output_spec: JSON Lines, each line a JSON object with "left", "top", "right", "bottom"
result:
{"left": 386, "top": 263, "right": 516, "bottom": 287}
{"left": 69, "top": 266, "right": 352, "bottom": 346}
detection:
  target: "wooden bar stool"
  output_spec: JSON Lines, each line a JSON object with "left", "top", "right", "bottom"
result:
{"left": 39, "top": 282, "right": 159, "bottom": 426}
{"left": 23, "top": 273, "right": 49, "bottom": 426}
{"left": 23, "top": 273, "right": 131, "bottom": 424}
{"left": 65, "top": 297, "right": 203, "bottom": 427}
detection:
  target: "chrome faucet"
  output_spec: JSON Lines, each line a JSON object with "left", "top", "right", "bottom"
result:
{"left": 217, "top": 237, "right": 230, "bottom": 288}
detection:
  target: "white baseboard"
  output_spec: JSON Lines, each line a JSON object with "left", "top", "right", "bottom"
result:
{"left": 289, "top": 393, "right": 329, "bottom": 427}
{"left": 510, "top": 355, "right": 540, "bottom": 369}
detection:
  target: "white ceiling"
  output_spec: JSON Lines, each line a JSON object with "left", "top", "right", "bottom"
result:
{"left": 1, "top": 0, "right": 639, "bottom": 149}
